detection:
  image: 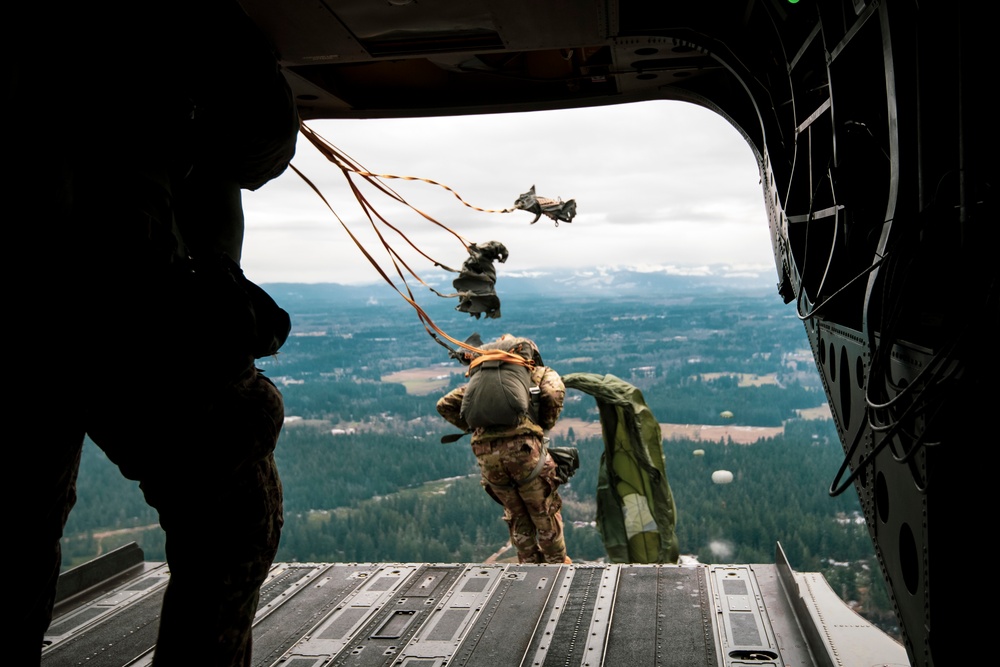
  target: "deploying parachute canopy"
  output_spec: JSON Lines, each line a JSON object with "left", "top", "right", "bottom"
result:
{"left": 562, "top": 372, "right": 679, "bottom": 564}
{"left": 449, "top": 241, "right": 508, "bottom": 319}
{"left": 295, "top": 124, "right": 578, "bottom": 351}
{"left": 513, "top": 185, "right": 577, "bottom": 225}
{"left": 712, "top": 470, "right": 734, "bottom": 484}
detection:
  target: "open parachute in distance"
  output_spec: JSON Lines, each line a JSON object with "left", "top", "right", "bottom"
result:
{"left": 693, "top": 449, "right": 705, "bottom": 456}
{"left": 720, "top": 410, "right": 734, "bottom": 420}
{"left": 712, "top": 470, "right": 734, "bottom": 484}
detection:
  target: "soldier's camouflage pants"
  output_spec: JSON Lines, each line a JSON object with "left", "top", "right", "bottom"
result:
{"left": 21, "top": 366, "right": 284, "bottom": 667}
{"left": 473, "top": 434, "right": 568, "bottom": 564}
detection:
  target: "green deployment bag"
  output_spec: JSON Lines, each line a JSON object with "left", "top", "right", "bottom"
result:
{"left": 562, "top": 372, "right": 680, "bottom": 564}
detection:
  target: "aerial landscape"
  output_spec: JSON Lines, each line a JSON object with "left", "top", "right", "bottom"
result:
{"left": 61, "top": 269, "right": 897, "bottom": 636}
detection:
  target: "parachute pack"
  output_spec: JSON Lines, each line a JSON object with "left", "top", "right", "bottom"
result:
{"left": 460, "top": 336, "right": 539, "bottom": 429}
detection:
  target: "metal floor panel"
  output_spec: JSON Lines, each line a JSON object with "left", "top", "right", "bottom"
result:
{"left": 605, "top": 565, "right": 717, "bottom": 667}
{"left": 42, "top": 552, "right": 909, "bottom": 667}
{"left": 42, "top": 561, "right": 170, "bottom": 667}
{"left": 253, "top": 563, "right": 383, "bottom": 665}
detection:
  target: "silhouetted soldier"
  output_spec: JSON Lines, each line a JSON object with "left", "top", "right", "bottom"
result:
{"left": 11, "top": 2, "right": 298, "bottom": 665}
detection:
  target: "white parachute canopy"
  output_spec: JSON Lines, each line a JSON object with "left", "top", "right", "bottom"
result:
{"left": 711, "top": 470, "right": 734, "bottom": 484}
{"left": 693, "top": 449, "right": 705, "bottom": 456}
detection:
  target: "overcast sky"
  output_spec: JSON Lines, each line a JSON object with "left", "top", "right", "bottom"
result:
{"left": 240, "top": 99, "right": 776, "bottom": 287}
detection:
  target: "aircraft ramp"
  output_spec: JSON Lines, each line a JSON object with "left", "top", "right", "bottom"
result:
{"left": 41, "top": 543, "right": 906, "bottom": 667}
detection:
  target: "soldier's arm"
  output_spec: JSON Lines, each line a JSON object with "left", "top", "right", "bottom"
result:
{"left": 536, "top": 367, "right": 565, "bottom": 430}
{"left": 436, "top": 387, "right": 470, "bottom": 431}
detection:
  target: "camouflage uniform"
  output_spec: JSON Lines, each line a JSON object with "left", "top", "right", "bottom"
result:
{"left": 437, "top": 355, "right": 569, "bottom": 564}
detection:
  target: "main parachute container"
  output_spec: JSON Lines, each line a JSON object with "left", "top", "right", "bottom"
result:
{"left": 562, "top": 372, "right": 679, "bottom": 564}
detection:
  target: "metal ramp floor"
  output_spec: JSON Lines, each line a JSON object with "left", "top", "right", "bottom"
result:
{"left": 42, "top": 543, "right": 907, "bottom": 667}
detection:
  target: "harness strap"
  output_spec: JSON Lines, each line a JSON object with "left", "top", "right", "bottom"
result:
{"left": 466, "top": 349, "right": 535, "bottom": 375}
{"left": 488, "top": 442, "right": 548, "bottom": 490}
{"left": 516, "top": 444, "right": 548, "bottom": 487}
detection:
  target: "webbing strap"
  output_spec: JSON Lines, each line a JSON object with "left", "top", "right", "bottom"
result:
{"left": 292, "top": 121, "right": 517, "bottom": 360}
{"left": 467, "top": 349, "right": 535, "bottom": 375}
{"left": 514, "top": 445, "right": 549, "bottom": 487}
{"left": 487, "top": 444, "right": 547, "bottom": 490}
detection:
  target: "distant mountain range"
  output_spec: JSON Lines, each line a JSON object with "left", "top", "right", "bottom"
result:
{"left": 262, "top": 265, "right": 781, "bottom": 306}
{"left": 503, "top": 266, "right": 780, "bottom": 297}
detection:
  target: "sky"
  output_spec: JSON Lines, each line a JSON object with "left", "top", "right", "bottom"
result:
{"left": 240, "top": 99, "right": 776, "bottom": 287}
